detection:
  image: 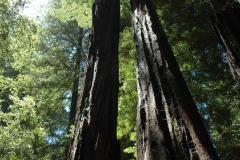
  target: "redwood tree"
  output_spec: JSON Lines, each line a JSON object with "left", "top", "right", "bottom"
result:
{"left": 67, "top": 0, "right": 121, "bottom": 159}
{"left": 65, "top": 27, "right": 83, "bottom": 158}
{"left": 209, "top": 1, "right": 240, "bottom": 87}
{"left": 68, "top": 27, "right": 83, "bottom": 127}
{"left": 130, "top": 0, "right": 219, "bottom": 159}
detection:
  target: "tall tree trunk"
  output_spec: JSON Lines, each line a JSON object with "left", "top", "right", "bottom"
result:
{"left": 65, "top": 27, "right": 83, "bottom": 159}
{"left": 69, "top": 27, "right": 83, "bottom": 127}
{"left": 209, "top": 2, "right": 240, "bottom": 87}
{"left": 68, "top": 0, "right": 121, "bottom": 160}
{"left": 130, "top": 0, "right": 219, "bottom": 159}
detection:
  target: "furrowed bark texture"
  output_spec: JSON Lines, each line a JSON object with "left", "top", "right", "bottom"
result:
{"left": 68, "top": 0, "right": 121, "bottom": 160}
{"left": 210, "top": 2, "right": 240, "bottom": 87}
{"left": 130, "top": 0, "right": 220, "bottom": 159}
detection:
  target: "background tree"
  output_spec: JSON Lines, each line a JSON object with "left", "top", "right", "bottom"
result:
{"left": 117, "top": 27, "right": 137, "bottom": 159}
{"left": 34, "top": 14, "right": 86, "bottom": 159}
{"left": 207, "top": 1, "right": 240, "bottom": 87}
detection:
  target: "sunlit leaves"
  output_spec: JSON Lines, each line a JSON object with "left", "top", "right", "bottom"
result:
{"left": 50, "top": 0, "right": 93, "bottom": 27}
{"left": 0, "top": 1, "right": 83, "bottom": 159}
{"left": 0, "top": 95, "right": 47, "bottom": 160}
{"left": 118, "top": 27, "right": 137, "bottom": 159}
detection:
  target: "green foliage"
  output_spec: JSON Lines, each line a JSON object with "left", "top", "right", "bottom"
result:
{"left": 0, "top": 1, "right": 85, "bottom": 159}
{"left": 119, "top": 0, "right": 132, "bottom": 30}
{"left": 50, "top": 0, "right": 93, "bottom": 27}
{"left": 0, "top": 0, "right": 37, "bottom": 112}
{"left": 0, "top": 95, "right": 48, "bottom": 160}
{"left": 0, "top": 0, "right": 35, "bottom": 67}
{"left": 118, "top": 27, "right": 137, "bottom": 159}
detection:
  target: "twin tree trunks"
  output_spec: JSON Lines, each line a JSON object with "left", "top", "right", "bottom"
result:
{"left": 68, "top": 0, "right": 219, "bottom": 160}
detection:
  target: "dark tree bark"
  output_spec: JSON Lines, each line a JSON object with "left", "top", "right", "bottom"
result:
{"left": 68, "top": 0, "right": 121, "bottom": 160}
{"left": 209, "top": 2, "right": 240, "bottom": 87}
{"left": 130, "top": 0, "right": 219, "bottom": 159}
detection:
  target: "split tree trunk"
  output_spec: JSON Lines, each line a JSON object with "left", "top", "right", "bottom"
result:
{"left": 130, "top": 0, "right": 219, "bottom": 159}
{"left": 67, "top": 0, "right": 121, "bottom": 159}
{"left": 209, "top": 2, "right": 240, "bottom": 87}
